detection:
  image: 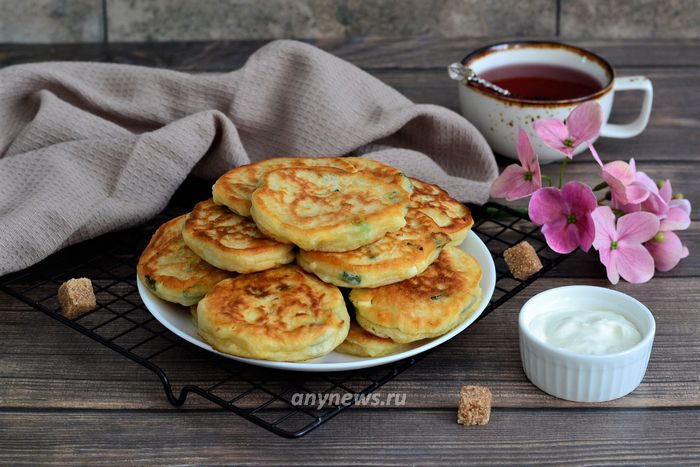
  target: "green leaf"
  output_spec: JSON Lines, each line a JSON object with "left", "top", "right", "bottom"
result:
{"left": 144, "top": 275, "right": 157, "bottom": 290}
{"left": 341, "top": 271, "right": 362, "bottom": 286}
{"left": 592, "top": 181, "right": 609, "bottom": 191}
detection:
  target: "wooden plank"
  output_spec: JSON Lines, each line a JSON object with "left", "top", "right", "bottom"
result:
{"left": 0, "top": 408, "right": 698, "bottom": 465}
{"left": 324, "top": 37, "right": 700, "bottom": 70}
{"left": 0, "top": 43, "right": 108, "bottom": 66}
{"left": 2, "top": 38, "right": 700, "bottom": 71}
{"left": 100, "top": 37, "right": 700, "bottom": 71}
{"left": 2, "top": 277, "right": 698, "bottom": 410}
{"left": 1, "top": 47, "right": 698, "bottom": 164}
{"left": 0, "top": 38, "right": 697, "bottom": 463}
{"left": 368, "top": 68, "right": 700, "bottom": 163}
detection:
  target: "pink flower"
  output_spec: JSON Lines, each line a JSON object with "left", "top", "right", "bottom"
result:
{"left": 589, "top": 150, "right": 649, "bottom": 207}
{"left": 591, "top": 206, "right": 660, "bottom": 284}
{"left": 533, "top": 101, "right": 604, "bottom": 158}
{"left": 529, "top": 181, "right": 597, "bottom": 254}
{"left": 490, "top": 128, "right": 541, "bottom": 201}
{"left": 632, "top": 172, "right": 666, "bottom": 215}
{"left": 636, "top": 176, "right": 691, "bottom": 231}
{"left": 645, "top": 231, "right": 690, "bottom": 272}
{"left": 663, "top": 194, "right": 692, "bottom": 231}
{"left": 631, "top": 175, "right": 692, "bottom": 272}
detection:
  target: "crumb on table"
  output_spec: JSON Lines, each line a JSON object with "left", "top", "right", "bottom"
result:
{"left": 458, "top": 385, "right": 492, "bottom": 426}
{"left": 503, "top": 241, "right": 543, "bottom": 280}
{"left": 58, "top": 278, "right": 97, "bottom": 318}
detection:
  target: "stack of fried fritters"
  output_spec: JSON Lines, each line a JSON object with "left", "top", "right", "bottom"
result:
{"left": 137, "top": 157, "right": 482, "bottom": 362}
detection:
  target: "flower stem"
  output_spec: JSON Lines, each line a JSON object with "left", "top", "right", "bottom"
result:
{"left": 541, "top": 175, "right": 555, "bottom": 187}
{"left": 558, "top": 158, "right": 568, "bottom": 188}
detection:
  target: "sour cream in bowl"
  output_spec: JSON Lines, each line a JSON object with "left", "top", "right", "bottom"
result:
{"left": 518, "top": 286, "right": 655, "bottom": 402}
{"left": 529, "top": 309, "right": 643, "bottom": 356}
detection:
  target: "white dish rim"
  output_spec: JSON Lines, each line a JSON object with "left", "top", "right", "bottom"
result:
{"left": 137, "top": 230, "right": 496, "bottom": 372}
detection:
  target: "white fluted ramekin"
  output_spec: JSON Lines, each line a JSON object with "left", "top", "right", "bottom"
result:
{"left": 519, "top": 286, "right": 655, "bottom": 402}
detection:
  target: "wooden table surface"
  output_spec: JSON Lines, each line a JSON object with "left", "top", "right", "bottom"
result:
{"left": 1, "top": 37, "right": 699, "bottom": 465}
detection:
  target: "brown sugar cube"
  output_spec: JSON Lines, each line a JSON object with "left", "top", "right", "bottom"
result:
{"left": 58, "top": 278, "right": 97, "bottom": 318}
{"left": 503, "top": 241, "right": 543, "bottom": 280}
{"left": 458, "top": 385, "right": 492, "bottom": 426}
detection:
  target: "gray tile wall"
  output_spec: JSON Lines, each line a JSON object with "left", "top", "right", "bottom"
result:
{"left": 560, "top": 0, "right": 700, "bottom": 39}
{"left": 0, "top": 0, "right": 104, "bottom": 43}
{"left": 1, "top": 0, "right": 699, "bottom": 43}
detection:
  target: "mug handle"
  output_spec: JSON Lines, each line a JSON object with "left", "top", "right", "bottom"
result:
{"left": 599, "top": 76, "right": 653, "bottom": 138}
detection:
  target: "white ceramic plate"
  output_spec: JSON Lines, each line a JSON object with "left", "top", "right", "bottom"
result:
{"left": 138, "top": 231, "right": 496, "bottom": 372}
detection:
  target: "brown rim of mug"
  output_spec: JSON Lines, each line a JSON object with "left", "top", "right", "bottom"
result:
{"left": 461, "top": 41, "right": 615, "bottom": 107}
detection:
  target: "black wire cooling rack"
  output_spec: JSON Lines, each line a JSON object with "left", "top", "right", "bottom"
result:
{"left": 0, "top": 178, "right": 567, "bottom": 438}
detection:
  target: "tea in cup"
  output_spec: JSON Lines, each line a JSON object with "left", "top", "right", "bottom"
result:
{"left": 455, "top": 41, "right": 653, "bottom": 163}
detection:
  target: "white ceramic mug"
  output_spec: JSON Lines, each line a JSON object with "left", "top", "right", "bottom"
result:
{"left": 456, "top": 41, "right": 653, "bottom": 164}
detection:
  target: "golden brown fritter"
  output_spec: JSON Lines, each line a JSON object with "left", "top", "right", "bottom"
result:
{"left": 182, "top": 199, "right": 294, "bottom": 273}
{"left": 250, "top": 167, "right": 410, "bottom": 252}
{"left": 137, "top": 215, "right": 233, "bottom": 306}
{"left": 335, "top": 321, "right": 416, "bottom": 357}
{"left": 409, "top": 178, "right": 473, "bottom": 246}
{"left": 297, "top": 209, "right": 450, "bottom": 288}
{"left": 196, "top": 265, "right": 349, "bottom": 361}
{"left": 351, "top": 247, "right": 482, "bottom": 343}
{"left": 213, "top": 157, "right": 356, "bottom": 217}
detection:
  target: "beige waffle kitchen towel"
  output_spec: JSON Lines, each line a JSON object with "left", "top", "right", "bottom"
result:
{"left": 0, "top": 40, "right": 497, "bottom": 276}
